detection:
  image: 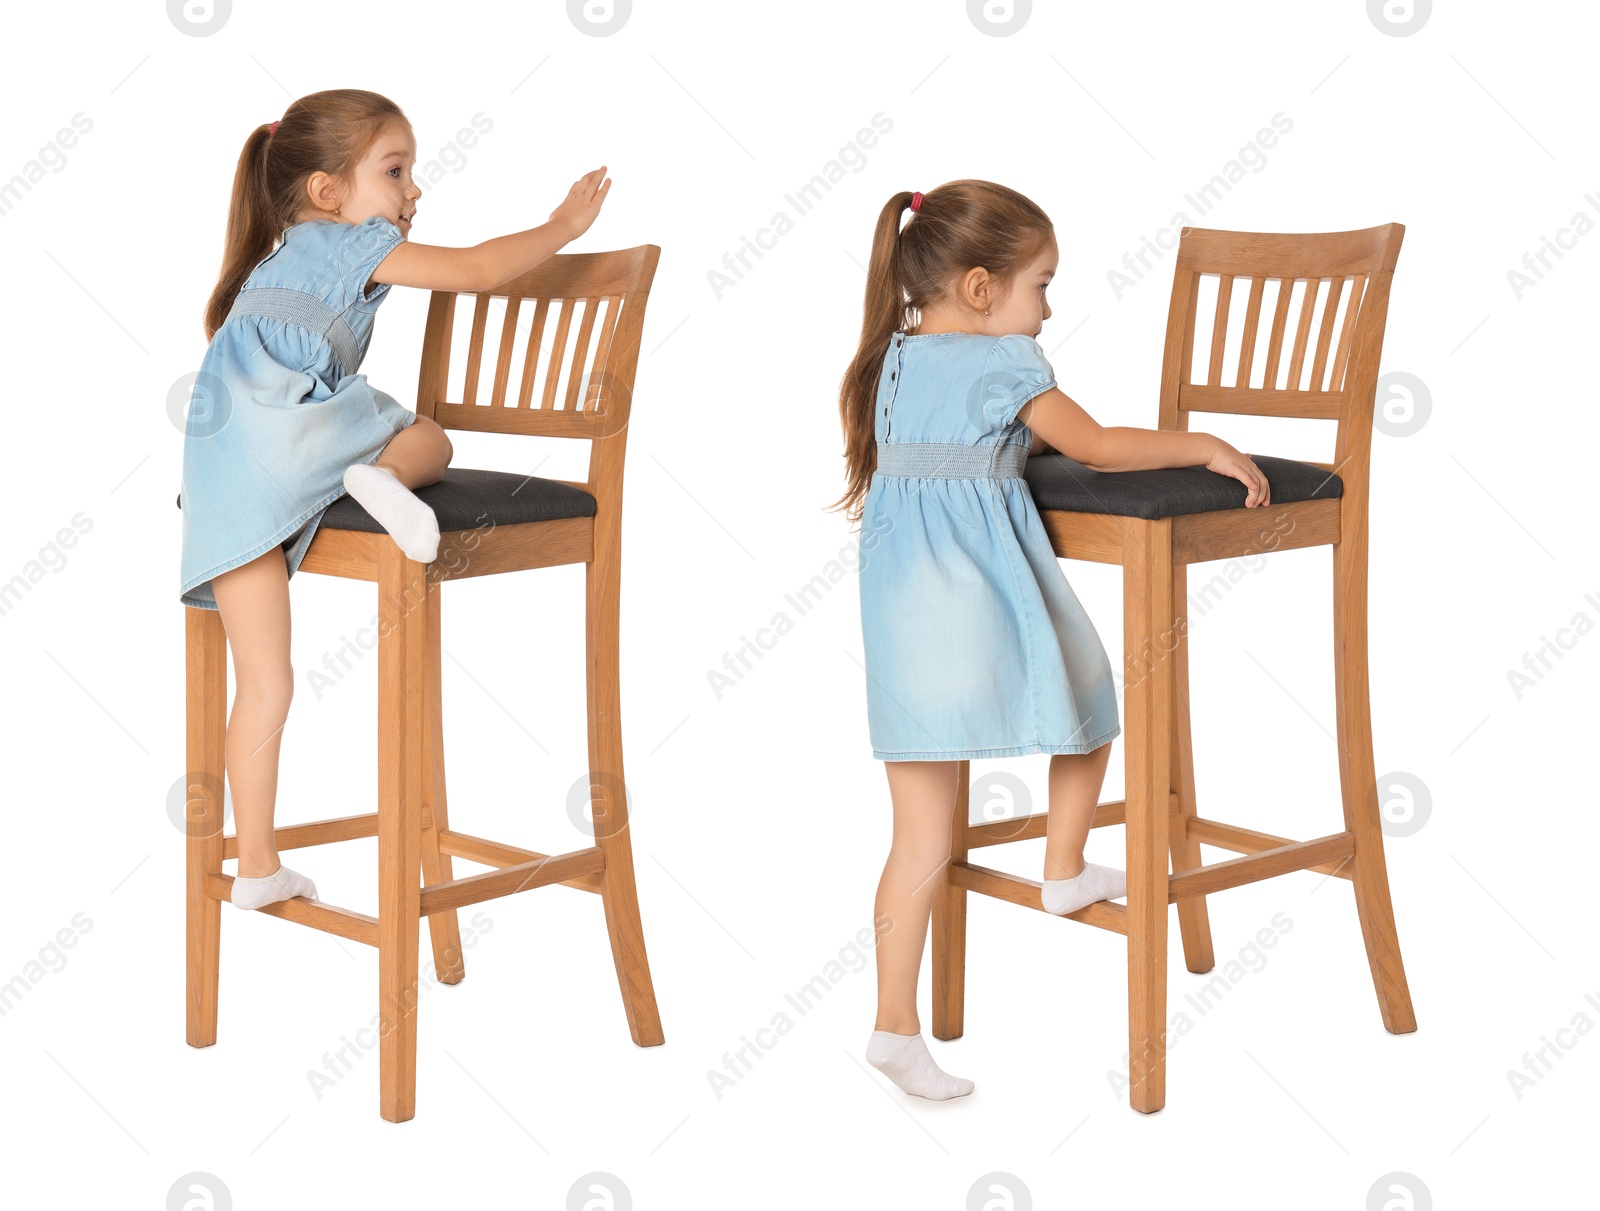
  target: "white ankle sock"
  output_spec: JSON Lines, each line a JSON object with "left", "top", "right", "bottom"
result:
{"left": 342, "top": 463, "right": 440, "bottom": 563}
{"left": 1041, "top": 861, "right": 1126, "bottom": 915}
{"left": 231, "top": 864, "right": 318, "bottom": 910}
{"left": 866, "top": 1030, "right": 974, "bottom": 1100}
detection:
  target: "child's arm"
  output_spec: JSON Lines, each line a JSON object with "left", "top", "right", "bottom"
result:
{"left": 1018, "top": 388, "right": 1271, "bottom": 507}
{"left": 370, "top": 167, "right": 612, "bottom": 294}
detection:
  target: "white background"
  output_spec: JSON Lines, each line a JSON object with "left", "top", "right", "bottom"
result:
{"left": 1, "top": 0, "right": 1593, "bottom": 1206}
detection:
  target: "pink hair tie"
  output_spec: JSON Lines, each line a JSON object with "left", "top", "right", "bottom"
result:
{"left": 910, "top": 191, "right": 923, "bottom": 213}
{"left": 269, "top": 120, "right": 280, "bottom": 137}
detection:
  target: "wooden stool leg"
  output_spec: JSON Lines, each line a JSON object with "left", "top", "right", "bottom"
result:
{"left": 377, "top": 544, "right": 426, "bottom": 1122}
{"left": 1167, "top": 564, "right": 1215, "bottom": 975}
{"left": 419, "top": 577, "right": 464, "bottom": 985}
{"left": 185, "top": 606, "right": 227, "bottom": 1048}
{"left": 585, "top": 552, "right": 664, "bottom": 1047}
{"left": 1333, "top": 538, "right": 1417, "bottom": 1034}
{"left": 1124, "top": 518, "right": 1173, "bottom": 1113}
{"left": 931, "top": 759, "right": 970, "bottom": 1040}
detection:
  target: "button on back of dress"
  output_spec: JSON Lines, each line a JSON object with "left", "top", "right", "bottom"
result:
{"left": 884, "top": 334, "right": 906, "bottom": 437}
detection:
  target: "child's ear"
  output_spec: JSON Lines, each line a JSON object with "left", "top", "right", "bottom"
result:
{"left": 304, "top": 170, "right": 343, "bottom": 217}
{"left": 960, "top": 265, "right": 991, "bottom": 313}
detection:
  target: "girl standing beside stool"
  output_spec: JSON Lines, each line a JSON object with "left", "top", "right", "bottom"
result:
{"left": 179, "top": 87, "right": 609, "bottom": 912}
{"left": 831, "top": 180, "right": 1270, "bottom": 1100}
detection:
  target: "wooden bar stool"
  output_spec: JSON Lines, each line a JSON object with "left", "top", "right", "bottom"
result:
{"left": 183, "top": 245, "right": 665, "bottom": 1122}
{"left": 932, "top": 224, "right": 1417, "bottom": 1114}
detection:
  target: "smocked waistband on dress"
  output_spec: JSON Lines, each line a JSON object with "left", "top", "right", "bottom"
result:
{"left": 875, "top": 440, "right": 1029, "bottom": 480}
{"left": 224, "top": 286, "right": 362, "bottom": 381}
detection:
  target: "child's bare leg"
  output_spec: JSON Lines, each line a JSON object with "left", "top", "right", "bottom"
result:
{"left": 210, "top": 549, "right": 292, "bottom": 877}
{"left": 1043, "top": 742, "right": 1114, "bottom": 879}
{"left": 873, "top": 760, "right": 959, "bottom": 1032}
{"left": 343, "top": 415, "right": 454, "bottom": 561}
{"left": 373, "top": 414, "right": 453, "bottom": 489}
{"left": 210, "top": 549, "right": 317, "bottom": 909}
{"left": 867, "top": 760, "right": 974, "bottom": 1099}
{"left": 1041, "top": 741, "right": 1124, "bottom": 914}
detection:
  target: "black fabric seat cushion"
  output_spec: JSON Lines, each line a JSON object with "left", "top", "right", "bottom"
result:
{"left": 175, "top": 466, "right": 596, "bottom": 532}
{"left": 1023, "top": 452, "right": 1341, "bottom": 520}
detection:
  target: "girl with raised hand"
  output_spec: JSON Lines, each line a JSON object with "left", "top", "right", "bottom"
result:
{"left": 180, "top": 87, "right": 609, "bottom": 911}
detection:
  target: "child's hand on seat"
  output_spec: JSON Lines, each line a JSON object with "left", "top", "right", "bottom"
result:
{"left": 1205, "top": 439, "right": 1271, "bottom": 507}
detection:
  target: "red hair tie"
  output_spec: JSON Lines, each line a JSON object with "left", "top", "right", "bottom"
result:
{"left": 269, "top": 120, "right": 280, "bottom": 137}
{"left": 910, "top": 191, "right": 923, "bottom": 213}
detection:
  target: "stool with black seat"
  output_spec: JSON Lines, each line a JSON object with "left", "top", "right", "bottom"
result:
{"left": 181, "top": 244, "right": 665, "bottom": 1123}
{"left": 931, "top": 224, "right": 1417, "bottom": 1114}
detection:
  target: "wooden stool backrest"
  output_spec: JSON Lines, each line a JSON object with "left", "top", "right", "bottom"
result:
{"left": 411, "top": 244, "right": 661, "bottom": 497}
{"left": 1157, "top": 224, "right": 1405, "bottom": 514}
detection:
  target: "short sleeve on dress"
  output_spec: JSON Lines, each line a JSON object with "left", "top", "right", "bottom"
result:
{"left": 977, "top": 334, "right": 1057, "bottom": 433}
{"left": 337, "top": 214, "right": 405, "bottom": 304}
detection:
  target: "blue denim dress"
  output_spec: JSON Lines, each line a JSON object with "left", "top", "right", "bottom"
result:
{"left": 858, "top": 332, "right": 1121, "bottom": 761}
{"left": 178, "top": 214, "right": 418, "bottom": 610}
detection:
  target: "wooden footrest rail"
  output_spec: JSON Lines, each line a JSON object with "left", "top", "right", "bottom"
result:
{"left": 949, "top": 861, "right": 1130, "bottom": 934}
{"left": 203, "top": 874, "right": 380, "bottom": 946}
{"left": 1167, "top": 831, "right": 1353, "bottom": 899}
{"left": 966, "top": 794, "right": 1183, "bottom": 848}
{"left": 965, "top": 795, "right": 1358, "bottom": 883}
{"left": 216, "top": 815, "right": 611, "bottom": 895}
{"left": 220, "top": 811, "right": 380, "bottom": 860}
{"left": 436, "top": 830, "right": 604, "bottom": 894}
{"left": 951, "top": 824, "right": 1357, "bottom": 934}
{"left": 1185, "top": 817, "right": 1356, "bottom": 880}
{"left": 204, "top": 810, "right": 611, "bottom": 939}
{"left": 419, "top": 845, "right": 604, "bottom": 915}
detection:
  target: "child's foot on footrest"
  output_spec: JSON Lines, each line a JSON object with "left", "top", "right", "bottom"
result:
{"left": 231, "top": 863, "right": 318, "bottom": 910}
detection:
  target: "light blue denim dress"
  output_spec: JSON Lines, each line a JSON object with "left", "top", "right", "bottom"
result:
{"left": 178, "top": 214, "right": 418, "bottom": 610}
{"left": 858, "top": 332, "right": 1121, "bottom": 761}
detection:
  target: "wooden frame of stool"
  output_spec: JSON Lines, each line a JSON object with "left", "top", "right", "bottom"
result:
{"left": 185, "top": 244, "right": 665, "bottom": 1123}
{"left": 931, "top": 224, "right": 1418, "bottom": 1114}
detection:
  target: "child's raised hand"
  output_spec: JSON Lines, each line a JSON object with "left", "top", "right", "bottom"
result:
{"left": 1205, "top": 439, "right": 1271, "bottom": 508}
{"left": 550, "top": 167, "right": 611, "bottom": 242}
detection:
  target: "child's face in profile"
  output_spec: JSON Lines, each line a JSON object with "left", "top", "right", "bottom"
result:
{"left": 990, "top": 232, "right": 1057, "bottom": 339}
{"left": 335, "top": 119, "right": 422, "bottom": 236}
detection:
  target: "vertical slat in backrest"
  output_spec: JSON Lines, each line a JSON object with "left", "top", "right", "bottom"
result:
{"left": 1308, "top": 275, "right": 1347, "bottom": 392}
{"left": 1283, "top": 277, "right": 1319, "bottom": 394}
{"left": 1233, "top": 276, "right": 1265, "bottom": 389}
{"left": 415, "top": 245, "right": 660, "bottom": 446}
{"left": 563, "top": 292, "right": 607, "bottom": 410}
{"left": 1260, "top": 277, "right": 1294, "bottom": 394}
{"left": 537, "top": 296, "right": 578, "bottom": 410}
{"left": 488, "top": 295, "right": 520, "bottom": 407}
{"left": 1206, "top": 273, "right": 1233, "bottom": 387}
{"left": 459, "top": 293, "right": 491, "bottom": 407}
{"left": 515, "top": 299, "right": 552, "bottom": 408}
